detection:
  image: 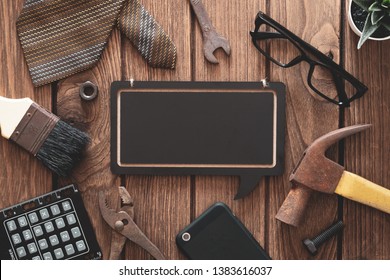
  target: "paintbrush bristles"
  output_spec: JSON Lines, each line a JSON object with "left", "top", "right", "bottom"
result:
{"left": 36, "top": 120, "right": 90, "bottom": 177}
{"left": 1, "top": 96, "right": 89, "bottom": 176}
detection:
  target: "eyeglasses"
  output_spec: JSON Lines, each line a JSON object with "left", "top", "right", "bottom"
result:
{"left": 250, "top": 12, "right": 368, "bottom": 107}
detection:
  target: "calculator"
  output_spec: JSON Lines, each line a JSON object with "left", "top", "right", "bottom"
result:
{"left": 0, "top": 184, "right": 102, "bottom": 260}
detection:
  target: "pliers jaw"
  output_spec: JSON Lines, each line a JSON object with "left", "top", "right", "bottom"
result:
{"left": 118, "top": 186, "right": 134, "bottom": 218}
{"left": 98, "top": 187, "right": 166, "bottom": 260}
{"left": 98, "top": 188, "right": 134, "bottom": 260}
{"left": 99, "top": 186, "right": 135, "bottom": 223}
{"left": 99, "top": 191, "right": 133, "bottom": 230}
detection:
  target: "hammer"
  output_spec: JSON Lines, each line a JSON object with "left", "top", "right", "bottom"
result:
{"left": 276, "top": 124, "right": 390, "bottom": 226}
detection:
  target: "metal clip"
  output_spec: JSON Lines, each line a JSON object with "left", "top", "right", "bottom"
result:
{"left": 130, "top": 78, "right": 135, "bottom": 88}
{"left": 261, "top": 78, "right": 269, "bottom": 88}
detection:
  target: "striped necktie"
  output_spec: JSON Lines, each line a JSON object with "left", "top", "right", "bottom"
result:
{"left": 16, "top": 0, "right": 177, "bottom": 87}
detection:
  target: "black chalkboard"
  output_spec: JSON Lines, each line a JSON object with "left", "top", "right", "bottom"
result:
{"left": 111, "top": 81, "right": 285, "bottom": 199}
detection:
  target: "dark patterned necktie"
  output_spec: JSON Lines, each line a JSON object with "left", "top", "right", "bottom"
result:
{"left": 16, "top": 0, "right": 177, "bottom": 87}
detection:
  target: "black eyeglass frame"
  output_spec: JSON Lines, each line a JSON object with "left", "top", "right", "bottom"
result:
{"left": 250, "top": 12, "right": 368, "bottom": 107}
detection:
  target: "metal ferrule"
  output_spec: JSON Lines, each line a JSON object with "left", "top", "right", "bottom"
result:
{"left": 9, "top": 103, "right": 59, "bottom": 155}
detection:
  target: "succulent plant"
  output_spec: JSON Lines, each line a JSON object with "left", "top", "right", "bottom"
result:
{"left": 353, "top": 0, "right": 390, "bottom": 48}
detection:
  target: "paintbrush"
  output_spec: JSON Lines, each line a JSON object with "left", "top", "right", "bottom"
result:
{"left": 0, "top": 96, "right": 89, "bottom": 176}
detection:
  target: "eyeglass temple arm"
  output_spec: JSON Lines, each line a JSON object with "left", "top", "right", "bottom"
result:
{"left": 250, "top": 31, "right": 285, "bottom": 40}
{"left": 331, "top": 71, "right": 350, "bottom": 107}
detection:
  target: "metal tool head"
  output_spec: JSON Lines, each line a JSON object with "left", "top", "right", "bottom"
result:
{"left": 118, "top": 186, "right": 134, "bottom": 219}
{"left": 99, "top": 191, "right": 132, "bottom": 230}
{"left": 204, "top": 33, "right": 231, "bottom": 64}
{"left": 289, "top": 124, "right": 372, "bottom": 194}
{"left": 99, "top": 189, "right": 166, "bottom": 260}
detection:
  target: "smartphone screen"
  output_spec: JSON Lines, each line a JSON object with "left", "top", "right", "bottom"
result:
{"left": 176, "top": 203, "right": 271, "bottom": 260}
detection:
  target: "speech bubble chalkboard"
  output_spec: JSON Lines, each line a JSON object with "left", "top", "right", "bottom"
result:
{"left": 111, "top": 81, "right": 285, "bottom": 199}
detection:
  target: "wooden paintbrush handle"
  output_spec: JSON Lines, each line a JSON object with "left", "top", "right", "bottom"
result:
{"left": 0, "top": 96, "right": 33, "bottom": 139}
{"left": 335, "top": 171, "right": 390, "bottom": 214}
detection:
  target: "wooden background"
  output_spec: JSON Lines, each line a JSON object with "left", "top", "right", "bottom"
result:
{"left": 1, "top": 0, "right": 389, "bottom": 260}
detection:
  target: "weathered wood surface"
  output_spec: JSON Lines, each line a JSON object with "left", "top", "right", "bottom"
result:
{"left": 0, "top": 0, "right": 389, "bottom": 260}
{"left": 0, "top": 1, "right": 52, "bottom": 215}
{"left": 343, "top": 0, "right": 390, "bottom": 260}
{"left": 192, "top": 0, "right": 268, "bottom": 255}
{"left": 122, "top": 0, "right": 192, "bottom": 260}
{"left": 267, "top": 0, "right": 341, "bottom": 260}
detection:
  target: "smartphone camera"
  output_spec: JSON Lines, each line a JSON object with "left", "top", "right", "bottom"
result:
{"left": 182, "top": 232, "right": 191, "bottom": 242}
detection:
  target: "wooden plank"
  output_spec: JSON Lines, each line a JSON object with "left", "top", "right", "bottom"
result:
{"left": 192, "top": 0, "right": 268, "bottom": 254}
{"left": 0, "top": 1, "right": 52, "bottom": 209}
{"left": 122, "top": 0, "right": 192, "bottom": 260}
{"left": 343, "top": 1, "right": 390, "bottom": 259}
{"left": 56, "top": 29, "right": 122, "bottom": 259}
{"left": 268, "top": 0, "right": 341, "bottom": 259}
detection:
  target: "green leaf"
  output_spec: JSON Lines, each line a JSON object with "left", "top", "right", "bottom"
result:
{"left": 353, "top": 0, "right": 373, "bottom": 10}
{"left": 382, "top": 0, "right": 390, "bottom": 8}
{"left": 358, "top": 14, "right": 380, "bottom": 48}
{"left": 371, "top": 11, "right": 385, "bottom": 24}
{"left": 369, "top": 2, "right": 383, "bottom": 11}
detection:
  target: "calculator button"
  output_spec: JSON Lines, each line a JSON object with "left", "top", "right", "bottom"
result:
{"left": 49, "top": 235, "right": 59, "bottom": 246}
{"left": 6, "top": 220, "right": 17, "bottom": 232}
{"left": 11, "top": 234, "right": 22, "bottom": 245}
{"left": 55, "top": 218, "right": 65, "bottom": 229}
{"left": 38, "top": 239, "right": 49, "bottom": 250}
{"left": 76, "top": 240, "right": 86, "bottom": 252}
{"left": 44, "top": 222, "right": 55, "bottom": 233}
{"left": 50, "top": 205, "right": 61, "bottom": 216}
{"left": 33, "top": 226, "right": 44, "bottom": 237}
{"left": 43, "top": 252, "right": 53, "bottom": 260}
{"left": 66, "top": 214, "right": 76, "bottom": 225}
{"left": 27, "top": 243, "right": 38, "bottom": 254}
{"left": 39, "top": 208, "right": 50, "bottom": 220}
{"left": 32, "top": 256, "right": 41, "bottom": 260}
{"left": 54, "top": 248, "right": 64, "bottom": 259}
{"left": 65, "top": 244, "right": 75, "bottom": 256}
{"left": 16, "top": 247, "right": 27, "bottom": 258}
{"left": 71, "top": 227, "right": 81, "bottom": 238}
{"left": 22, "top": 229, "right": 33, "bottom": 241}
{"left": 62, "top": 201, "right": 72, "bottom": 211}
{"left": 17, "top": 216, "right": 28, "bottom": 227}
{"left": 60, "top": 231, "right": 70, "bottom": 242}
{"left": 28, "top": 213, "right": 39, "bottom": 224}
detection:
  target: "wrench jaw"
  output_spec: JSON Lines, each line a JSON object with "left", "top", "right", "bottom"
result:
{"left": 189, "top": 0, "right": 231, "bottom": 64}
{"left": 204, "top": 50, "right": 219, "bottom": 64}
{"left": 204, "top": 34, "right": 231, "bottom": 64}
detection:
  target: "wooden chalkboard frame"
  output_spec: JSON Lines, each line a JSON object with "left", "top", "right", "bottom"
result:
{"left": 110, "top": 81, "right": 286, "bottom": 199}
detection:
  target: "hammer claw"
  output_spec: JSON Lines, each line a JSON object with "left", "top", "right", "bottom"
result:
{"left": 310, "top": 124, "right": 372, "bottom": 154}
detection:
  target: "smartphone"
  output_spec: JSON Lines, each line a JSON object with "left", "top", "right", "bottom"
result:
{"left": 176, "top": 202, "right": 271, "bottom": 260}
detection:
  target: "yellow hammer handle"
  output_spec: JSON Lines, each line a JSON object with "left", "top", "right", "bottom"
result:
{"left": 335, "top": 171, "right": 390, "bottom": 214}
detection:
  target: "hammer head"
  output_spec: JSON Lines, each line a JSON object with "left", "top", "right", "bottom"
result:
{"left": 289, "top": 124, "right": 371, "bottom": 194}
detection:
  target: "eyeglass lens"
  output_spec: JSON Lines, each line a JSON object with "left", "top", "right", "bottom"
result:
{"left": 252, "top": 18, "right": 366, "bottom": 106}
{"left": 253, "top": 25, "right": 301, "bottom": 66}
